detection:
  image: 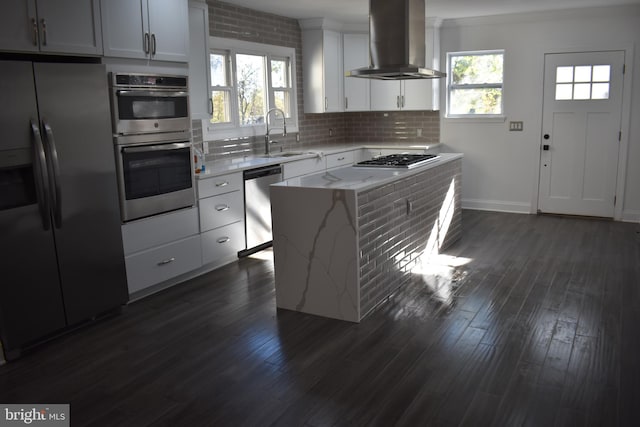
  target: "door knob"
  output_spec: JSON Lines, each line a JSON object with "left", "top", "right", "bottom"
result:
{"left": 543, "top": 134, "right": 550, "bottom": 140}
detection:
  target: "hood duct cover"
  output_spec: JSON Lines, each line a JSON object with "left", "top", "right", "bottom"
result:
{"left": 347, "top": 0, "right": 445, "bottom": 80}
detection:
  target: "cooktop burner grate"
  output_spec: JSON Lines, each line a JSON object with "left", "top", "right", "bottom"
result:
{"left": 353, "top": 154, "right": 439, "bottom": 169}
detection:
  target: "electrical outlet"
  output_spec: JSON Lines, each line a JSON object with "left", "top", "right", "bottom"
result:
{"left": 509, "top": 121, "right": 524, "bottom": 131}
{"left": 329, "top": 128, "right": 333, "bottom": 137}
{"left": 417, "top": 128, "right": 423, "bottom": 137}
{"left": 296, "top": 133, "right": 300, "bottom": 142}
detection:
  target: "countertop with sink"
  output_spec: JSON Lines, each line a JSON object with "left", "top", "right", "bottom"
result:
{"left": 196, "top": 142, "right": 442, "bottom": 179}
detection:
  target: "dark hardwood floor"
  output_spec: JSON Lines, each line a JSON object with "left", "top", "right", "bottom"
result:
{"left": 1, "top": 210, "right": 639, "bottom": 426}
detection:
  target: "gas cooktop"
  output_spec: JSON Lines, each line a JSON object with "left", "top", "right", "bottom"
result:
{"left": 353, "top": 154, "right": 439, "bottom": 169}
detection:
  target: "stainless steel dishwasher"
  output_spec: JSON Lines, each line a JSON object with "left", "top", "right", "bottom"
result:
{"left": 239, "top": 164, "right": 282, "bottom": 257}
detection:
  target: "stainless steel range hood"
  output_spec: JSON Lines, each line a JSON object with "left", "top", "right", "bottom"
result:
{"left": 347, "top": 0, "right": 445, "bottom": 80}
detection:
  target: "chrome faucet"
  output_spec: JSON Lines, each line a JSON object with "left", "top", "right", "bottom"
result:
{"left": 265, "top": 107, "right": 287, "bottom": 155}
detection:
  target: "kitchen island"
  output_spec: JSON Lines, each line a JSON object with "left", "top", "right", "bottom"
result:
{"left": 271, "top": 153, "right": 463, "bottom": 322}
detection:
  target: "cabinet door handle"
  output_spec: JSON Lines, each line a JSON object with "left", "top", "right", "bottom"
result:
{"left": 401, "top": 95, "right": 405, "bottom": 108}
{"left": 215, "top": 204, "right": 230, "bottom": 211}
{"left": 157, "top": 257, "right": 175, "bottom": 266}
{"left": 31, "top": 18, "right": 38, "bottom": 46}
{"left": 209, "top": 98, "right": 214, "bottom": 115}
{"left": 144, "top": 32, "right": 150, "bottom": 54}
{"left": 397, "top": 95, "right": 400, "bottom": 108}
{"left": 40, "top": 19, "right": 47, "bottom": 46}
{"left": 215, "top": 181, "right": 229, "bottom": 187}
{"left": 151, "top": 33, "right": 157, "bottom": 55}
{"left": 217, "top": 237, "right": 230, "bottom": 244}
{"left": 325, "top": 97, "right": 328, "bottom": 111}
{"left": 345, "top": 97, "right": 348, "bottom": 110}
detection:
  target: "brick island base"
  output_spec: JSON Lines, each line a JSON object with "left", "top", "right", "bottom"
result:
{"left": 271, "top": 157, "right": 462, "bottom": 322}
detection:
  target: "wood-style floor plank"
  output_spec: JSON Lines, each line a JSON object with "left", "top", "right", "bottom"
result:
{"left": 0, "top": 210, "right": 638, "bottom": 426}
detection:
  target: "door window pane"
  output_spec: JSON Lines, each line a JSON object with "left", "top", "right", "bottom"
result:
{"left": 591, "top": 83, "right": 610, "bottom": 100}
{"left": 554, "top": 64, "right": 611, "bottom": 101}
{"left": 555, "top": 84, "right": 573, "bottom": 100}
{"left": 592, "top": 65, "right": 611, "bottom": 82}
{"left": 236, "top": 54, "right": 266, "bottom": 125}
{"left": 574, "top": 66, "right": 592, "bottom": 82}
{"left": 556, "top": 66, "right": 574, "bottom": 83}
{"left": 573, "top": 83, "right": 591, "bottom": 100}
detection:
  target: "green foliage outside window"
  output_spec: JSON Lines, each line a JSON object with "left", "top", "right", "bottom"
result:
{"left": 449, "top": 52, "right": 504, "bottom": 115}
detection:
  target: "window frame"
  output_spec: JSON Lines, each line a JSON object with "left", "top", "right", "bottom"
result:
{"left": 446, "top": 49, "right": 505, "bottom": 119}
{"left": 207, "top": 37, "right": 299, "bottom": 140}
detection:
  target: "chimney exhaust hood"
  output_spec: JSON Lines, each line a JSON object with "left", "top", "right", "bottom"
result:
{"left": 347, "top": 0, "right": 445, "bottom": 80}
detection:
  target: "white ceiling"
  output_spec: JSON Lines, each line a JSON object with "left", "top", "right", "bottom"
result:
{"left": 220, "top": 0, "right": 640, "bottom": 24}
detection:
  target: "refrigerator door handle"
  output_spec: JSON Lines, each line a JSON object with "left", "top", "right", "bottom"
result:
{"left": 42, "top": 120, "right": 62, "bottom": 228}
{"left": 31, "top": 120, "right": 51, "bottom": 230}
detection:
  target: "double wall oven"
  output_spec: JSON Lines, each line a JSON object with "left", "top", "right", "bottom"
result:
{"left": 110, "top": 72, "right": 195, "bottom": 222}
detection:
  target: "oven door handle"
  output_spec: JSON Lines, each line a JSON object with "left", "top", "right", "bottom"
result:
{"left": 121, "top": 143, "right": 191, "bottom": 153}
{"left": 116, "top": 90, "right": 188, "bottom": 98}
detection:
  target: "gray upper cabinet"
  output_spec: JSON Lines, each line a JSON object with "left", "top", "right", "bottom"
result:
{"left": 101, "top": 0, "right": 189, "bottom": 62}
{"left": 0, "top": 0, "right": 102, "bottom": 55}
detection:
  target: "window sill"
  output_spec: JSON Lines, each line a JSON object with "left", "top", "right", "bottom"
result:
{"left": 443, "top": 115, "right": 506, "bottom": 124}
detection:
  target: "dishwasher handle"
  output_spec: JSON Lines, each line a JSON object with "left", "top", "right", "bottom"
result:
{"left": 243, "top": 164, "right": 282, "bottom": 180}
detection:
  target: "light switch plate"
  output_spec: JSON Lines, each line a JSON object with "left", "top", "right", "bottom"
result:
{"left": 509, "top": 121, "right": 524, "bottom": 131}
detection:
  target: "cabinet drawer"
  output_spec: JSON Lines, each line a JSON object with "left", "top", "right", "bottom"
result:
{"left": 199, "top": 190, "right": 244, "bottom": 232}
{"left": 122, "top": 207, "right": 199, "bottom": 255}
{"left": 201, "top": 221, "right": 245, "bottom": 265}
{"left": 326, "top": 151, "right": 355, "bottom": 169}
{"left": 125, "top": 234, "right": 202, "bottom": 294}
{"left": 198, "top": 172, "right": 242, "bottom": 198}
{"left": 283, "top": 156, "right": 325, "bottom": 180}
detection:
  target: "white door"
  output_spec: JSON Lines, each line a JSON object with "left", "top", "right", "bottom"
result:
{"left": 538, "top": 51, "right": 625, "bottom": 217}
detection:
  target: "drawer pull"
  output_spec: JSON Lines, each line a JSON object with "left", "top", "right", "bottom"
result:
{"left": 337, "top": 156, "right": 345, "bottom": 161}
{"left": 157, "top": 257, "right": 175, "bottom": 266}
{"left": 217, "top": 237, "right": 230, "bottom": 244}
{"left": 215, "top": 204, "right": 230, "bottom": 211}
{"left": 215, "top": 181, "right": 229, "bottom": 187}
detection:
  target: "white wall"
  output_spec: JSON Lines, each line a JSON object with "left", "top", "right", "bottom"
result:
{"left": 440, "top": 5, "right": 640, "bottom": 221}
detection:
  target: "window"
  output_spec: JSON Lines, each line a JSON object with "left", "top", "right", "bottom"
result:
{"left": 446, "top": 50, "right": 504, "bottom": 117}
{"left": 555, "top": 65, "right": 610, "bottom": 101}
{"left": 208, "top": 37, "right": 298, "bottom": 139}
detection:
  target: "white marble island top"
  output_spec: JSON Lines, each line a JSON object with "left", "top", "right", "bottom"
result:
{"left": 273, "top": 152, "right": 463, "bottom": 192}
{"left": 197, "top": 142, "right": 443, "bottom": 179}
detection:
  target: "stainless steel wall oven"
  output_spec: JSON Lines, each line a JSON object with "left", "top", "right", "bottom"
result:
{"left": 115, "top": 132, "right": 195, "bottom": 222}
{"left": 110, "top": 72, "right": 195, "bottom": 222}
{"left": 110, "top": 73, "right": 190, "bottom": 135}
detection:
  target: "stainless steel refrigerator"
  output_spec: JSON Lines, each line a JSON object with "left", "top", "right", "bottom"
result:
{"left": 0, "top": 61, "right": 128, "bottom": 360}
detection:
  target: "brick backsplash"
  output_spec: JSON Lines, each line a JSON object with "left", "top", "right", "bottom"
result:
{"left": 357, "top": 159, "right": 462, "bottom": 317}
{"left": 205, "top": 1, "right": 441, "bottom": 161}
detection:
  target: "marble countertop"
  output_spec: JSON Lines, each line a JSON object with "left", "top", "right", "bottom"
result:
{"left": 273, "top": 152, "right": 463, "bottom": 192}
{"left": 196, "top": 142, "right": 442, "bottom": 179}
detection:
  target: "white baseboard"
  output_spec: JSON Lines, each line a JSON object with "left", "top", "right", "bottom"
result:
{"left": 622, "top": 209, "right": 640, "bottom": 223}
{"left": 462, "top": 198, "right": 532, "bottom": 214}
